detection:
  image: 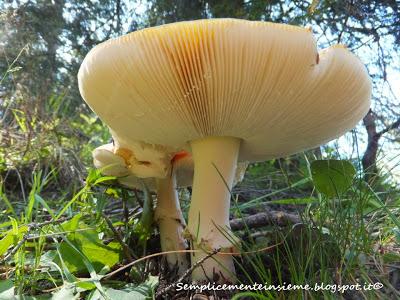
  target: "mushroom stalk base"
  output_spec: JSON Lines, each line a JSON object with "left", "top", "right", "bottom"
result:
{"left": 155, "top": 176, "right": 189, "bottom": 275}
{"left": 188, "top": 136, "right": 241, "bottom": 283}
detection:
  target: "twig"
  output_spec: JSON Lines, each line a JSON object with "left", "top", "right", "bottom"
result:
{"left": 24, "top": 228, "right": 96, "bottom": 241}
{"left": 0, "top": 217, "right": 71, "bottom": 264}
{"left": 1, "top": 235, "right": 29, "bottom": 263}
{"left": 229, "top": 210, "right": 301, "bottom": 231}
{"left": 155, "top": 248, "right": 220, "bottom": 298}
{"left": 377, "top": 117, "right": 400, "bottom": 137}
{"left": 27, "top": 217, "right": 69, "bottom": 229}
{"left": 102, "top": 242, "right": 283, "bottom": 281}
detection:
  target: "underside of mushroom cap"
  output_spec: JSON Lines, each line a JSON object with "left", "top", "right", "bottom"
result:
{"left": 92, "top": 142, "right": 193, "bottom": 190}
{"left": 93, "top": 144, "right": 130, "bottom": 177}
{"left": 111, "top": 132, "right": 174, "bottom": 178}
{"left": 118, "top": 154, "right": 194, "bottom": 191}
{"left": 93, "top": 142, "right": 248, "bottom": 190}
{"left": 93, "top": 143, "right": 159, "bottom": 190}
{"left": 79, "top": 19, "right": 371, "bottom": 161}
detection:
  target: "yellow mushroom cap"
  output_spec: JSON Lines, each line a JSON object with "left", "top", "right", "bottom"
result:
{"left": 79, "top": 19, "right": 371, "bottom": 161}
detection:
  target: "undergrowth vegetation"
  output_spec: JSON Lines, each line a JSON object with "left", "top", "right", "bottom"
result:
{"left": 0, "top": 109, "right": 399, "bottom": 299}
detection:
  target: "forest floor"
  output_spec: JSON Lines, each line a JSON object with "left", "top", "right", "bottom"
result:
{"left": 0, "top": 161, "right": 399, "bottom": 299}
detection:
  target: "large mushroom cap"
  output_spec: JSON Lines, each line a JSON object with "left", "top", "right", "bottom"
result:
{"left": 79, "top": 18, "right": 371, "bottom": 161}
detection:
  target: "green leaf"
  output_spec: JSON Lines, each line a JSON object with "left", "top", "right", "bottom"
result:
{"left": 55, "top": 228, "right": 122, "bottom": 274}
{"left": 105, "top": 188, "right": 119, "bottom": 198}
{"left": 86, "top": 169, "right": 101, "bottom": 186}
{"left": 382, "top": 252, "right": 400, "bottom": 264}
{"left": 53, "top": 241, "right": 77, "bottom": 283}
{"left": 87, "top": 276, "right": 158, "bottom": 300}
{"left": 76, "top": 281, "right": 96, "bottom": 291}
{"left": 93, "top": 176, "right": 117, "bottom": 186}
{"left": 107, "top": 289, "right": 145, "bottom": 300}
{"left": 0, "top": 225, "right": 28, "bottom": 256}
{"left": 81, "top": 241, "right": 121, "bottom": 271}
{"left": 59, "top": 237, "right": 108, "bottom": 299}
{"left": 311, "top": 160, "right": 356, "bottom": 197}
{"left": 11, "top": 109, "right": 27, "bottom": 133}
{"left": 60, "top": 214, "right": 82, "bottom": 232}
{"left": 51, "top": 284, "right": 78, "bottom": 300}
{"left": 0, "top": 187, "right": 16, "bottom": 216}
{"left": 0, "top": 234, "right": 14, "bottom": 256}
{"left": 55, "top": 187, "right": 87, "bottom": 220}
{"left": 0, "top": 279, "right": 14, "bottom": 300}
{"left": 34, "top": 194, "right": 55, "bottom": 219}
{"left": 135, "top": 184, "right": 154, "bottom": 244}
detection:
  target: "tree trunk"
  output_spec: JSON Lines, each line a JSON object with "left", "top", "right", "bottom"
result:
{"left": 362, "top": 109, "right": 379, "bottom": 182}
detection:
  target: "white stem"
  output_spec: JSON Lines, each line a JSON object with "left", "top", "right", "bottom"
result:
{"left": 155, "top": 175, "right": 189, "bottom": 275}
{"left": 188, "top": 136, "right": 241, "bottom": 283}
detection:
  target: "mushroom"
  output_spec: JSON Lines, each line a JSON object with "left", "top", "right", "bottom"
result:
{"left": 78, "top": 19, "right": 371, "bottom": 282}
{"left": 93, "top": 141, "right": 248, "bottom": 276}
{"left": 93, "top": 142, "right": 190, "bottom": 274}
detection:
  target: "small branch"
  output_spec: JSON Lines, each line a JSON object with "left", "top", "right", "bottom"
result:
{"left": 229, "top": 210, "right": 301, "bottom": 231}
{"left": 1, "top": 235, "right": 29, "bottom": 263}
{"left": 27, "top": 217, "right": 69, "bottom": 229}
{"left": 0, "top": 217, "right": 70, "bottom": 264}
{"left": 377, "top": 118, "right": 400, "bottom": 137}
{"left": 102, "top": 242, "right": 283, "bottom": 281}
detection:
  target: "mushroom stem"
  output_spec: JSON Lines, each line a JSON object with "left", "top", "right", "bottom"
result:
{"left": 188, "top": 136, "right": 241, "bottom": 283}
{"left": 155, "top": 175, "right": 189, "bottom": 275}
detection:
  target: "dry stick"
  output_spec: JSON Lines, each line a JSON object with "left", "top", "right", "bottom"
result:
{"left": 102, "top": 213, "right": 137, "bottom": 261}
{"left": 155, "top": 248, "right": 220, "bottom": 298}
{"left": 24, "top": 228, "right": 96, "bottom": 241}
{"left": 1, "top": 235, "right": 29, "bottom": 263}
{"left": 0, "top": 217, "right": 70, "bottom": 264}
{"left": 229, "top": 210, "right": 301, "bottom": 231}
{"left": 27, "top": 217, "right": 70, "bottom": 229}
{"left": 102, "top": 241, "right": 283, "bottom": 281}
